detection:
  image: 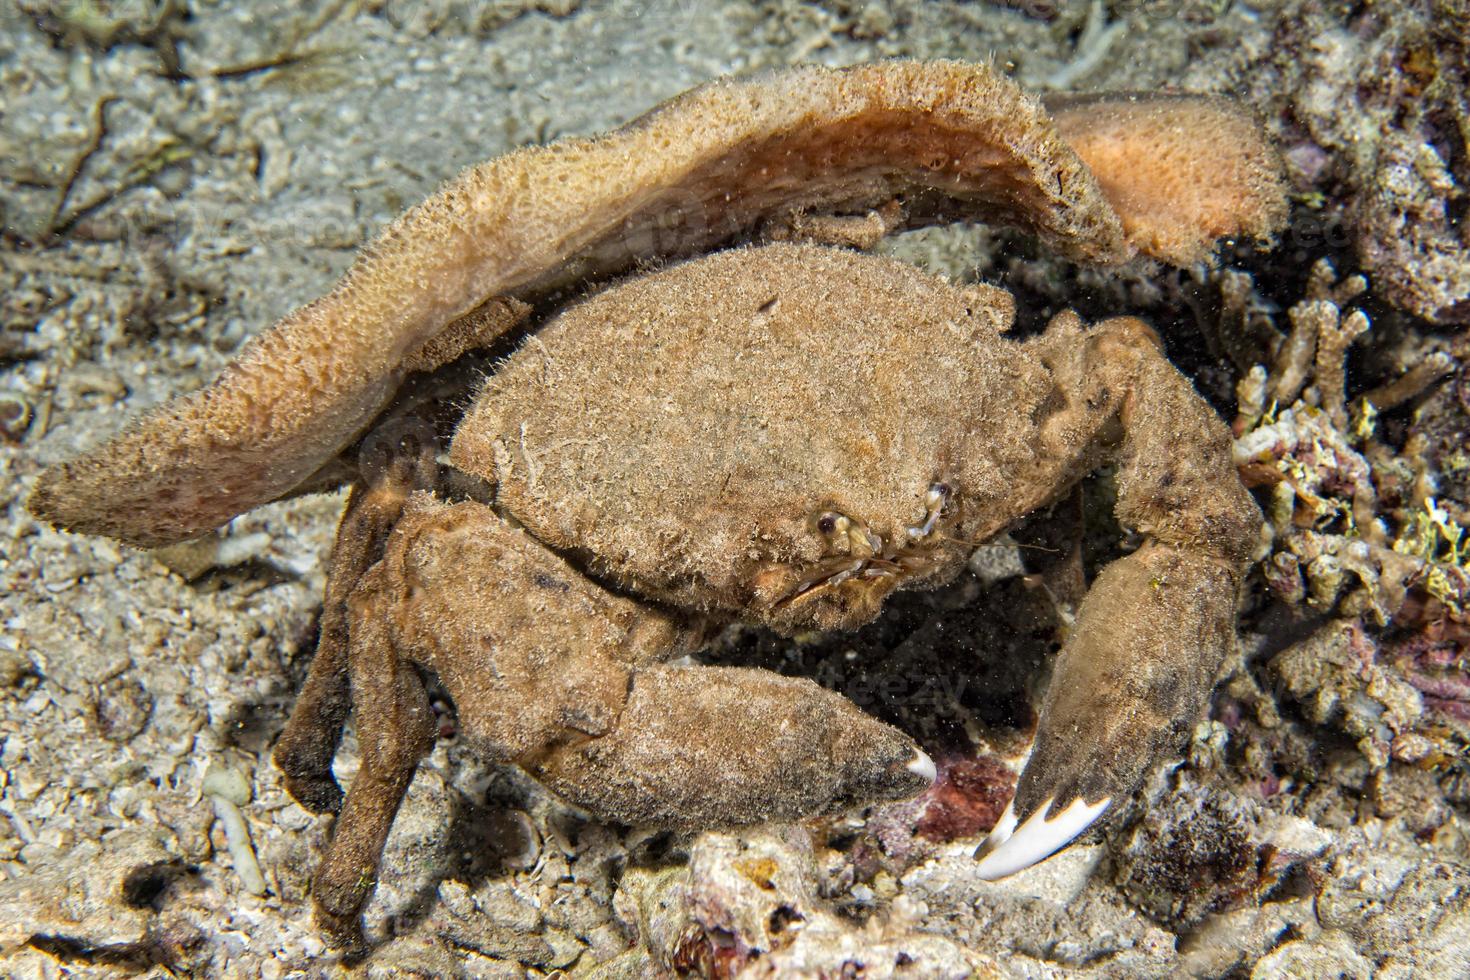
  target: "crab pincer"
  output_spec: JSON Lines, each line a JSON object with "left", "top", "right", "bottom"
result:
{"left": 977, "top": 318, "right": 1260, "bottom": 878}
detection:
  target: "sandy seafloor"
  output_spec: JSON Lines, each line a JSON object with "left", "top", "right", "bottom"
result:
{"left": 3, "top": 0, "right": 1470, "bottom": 977}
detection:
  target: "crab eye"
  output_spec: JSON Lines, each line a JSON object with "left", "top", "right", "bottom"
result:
{"left": 817, "top": 513, "right": 838, "bottom": 534}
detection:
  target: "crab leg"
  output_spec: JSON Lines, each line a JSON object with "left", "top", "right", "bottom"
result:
{"left": 311, "top": 579, "right": 436, "bottom": 959}
{"left": 977, "top": 316, "right": 1261, "bottom": 878}
{"left": 274, "top": 426, "right": 438, "bottom": 815}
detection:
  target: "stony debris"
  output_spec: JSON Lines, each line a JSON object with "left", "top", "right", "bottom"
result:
{"left": 1316, "top": 842, "right": 1470, "bottom": 978}
{"left": 1205, "top": 249, "right": 1469, "bottom": 793}
{"left": 1404, "top": 333, "right": 1470, "bottom": 516}
{"left": 1249, "top": 933, "right": 1374, "bottom": 980}
{"left": 0, "top": 828, "right": 193, "bottom": 961}
{"left": 1270, "top": 619, "right": 1426, "bottom": 769}
{"left": 901, "top": 841, "right": 1179, "bottom": 975}
{"left": 1178, "top": 894, "right": 1324, "bottom": 978}
{"left": 616, "top": 828, "right": 993, "bottom": 978}
{"left": 1111, "top": 775, "right": 1331, "bottom": 931}
{"left": 201, "top": 763, "right": 266, "bottom": 897}
{"left": 1231, "top": 0, "right": 1470, "bottom": 325}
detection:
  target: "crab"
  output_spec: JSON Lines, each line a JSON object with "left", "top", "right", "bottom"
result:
{"left": 262, "top": 240, "right": 1261, "bottom": 953}
{"left": 28, "top": 61, "right": 1284, "bottom": 958}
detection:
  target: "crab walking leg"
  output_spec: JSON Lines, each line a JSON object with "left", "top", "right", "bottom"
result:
{"left": 977, "top": 316, "right": 1261, "bottom": 878}
{"left": 312, "top": 585, "right": 436, "bottom": 958}
{"left": 274, "top": 428, "right": 439, "bottom": 815}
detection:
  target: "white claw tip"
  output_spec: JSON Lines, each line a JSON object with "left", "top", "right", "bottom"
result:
{"left": 972, "top": 795, "right": 1110, "bottom": 880}
{"left": 977, "top": 800, "right": 1019, "bottom": 852}
{"left": 906, "top": 748, "right": 937, "bottom": 784}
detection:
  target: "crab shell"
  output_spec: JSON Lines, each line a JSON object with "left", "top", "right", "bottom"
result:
{"left": 450, "top": 243, "right": 1043, "bottom": 634}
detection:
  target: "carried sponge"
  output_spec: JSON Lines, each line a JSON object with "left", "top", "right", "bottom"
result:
{"left": 30, "top": 61, "right": 1287, "bottom": 548}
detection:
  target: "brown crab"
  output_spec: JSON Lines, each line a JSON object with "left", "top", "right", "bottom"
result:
{"left": 28, "top": 61, "right": 1285, "bottom": 956}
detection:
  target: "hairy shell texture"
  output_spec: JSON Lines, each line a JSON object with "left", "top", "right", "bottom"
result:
{"left": 29, "top": 60, "right": 1285, "bottom": 547}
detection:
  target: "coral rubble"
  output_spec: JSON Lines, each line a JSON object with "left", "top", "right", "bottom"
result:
{"left": 1248, "top": 0, "right": 1470, "bottom": 325}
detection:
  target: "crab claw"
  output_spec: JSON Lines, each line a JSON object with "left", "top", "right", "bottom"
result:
{"left": 972, "top": 544, "right": 1241, "bottom": 879}
{"left": 536, "top": 664, "right": 935, "bottom": 830}
{"left": 974, "top": 795, "right": 1110, "bottom": 879}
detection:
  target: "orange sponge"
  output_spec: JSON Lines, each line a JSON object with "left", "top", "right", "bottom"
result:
{"left": 1050, "top": 94, "right": 1288, "bottom": 265}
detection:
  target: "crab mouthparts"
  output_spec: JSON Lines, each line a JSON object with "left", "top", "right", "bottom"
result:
{"left": 777, "top": 553, "right": 929, "bottom": 607}
{"left": 778, "top": 485, "right": 956, "bottom": 608}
